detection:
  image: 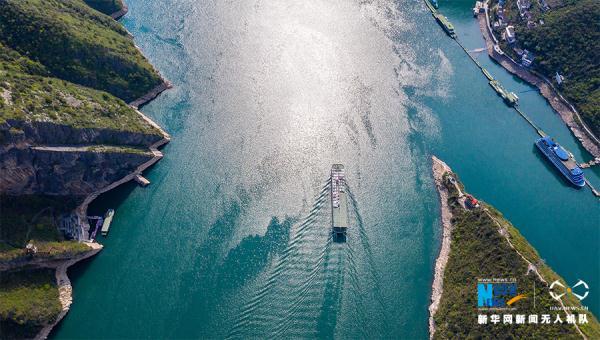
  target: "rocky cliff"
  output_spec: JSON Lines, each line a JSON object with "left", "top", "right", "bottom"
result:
{"left": 0, "top": 144, "right": 152, "bottom": 196}
{"left": 0, "top": 118, "right": 157, "bottom": 196}
{"left": 0, "top": 0, "right": 171, "bottom": 337}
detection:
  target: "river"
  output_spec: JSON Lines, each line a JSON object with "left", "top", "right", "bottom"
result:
{"left": 52, "top": 0, "right": 599, "bottom": 338}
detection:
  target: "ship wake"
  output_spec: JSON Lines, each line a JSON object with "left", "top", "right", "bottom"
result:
{"left": 227, "top": 176, "right": 387, "bottom": 338}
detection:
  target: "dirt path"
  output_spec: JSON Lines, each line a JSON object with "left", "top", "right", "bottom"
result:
{"left": 429, "top": 155, "right": 585, "bottom": 339}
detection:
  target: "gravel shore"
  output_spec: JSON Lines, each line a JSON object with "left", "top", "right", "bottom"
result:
{"left": 429, "top": 156, "right": 454, "bottom": 339}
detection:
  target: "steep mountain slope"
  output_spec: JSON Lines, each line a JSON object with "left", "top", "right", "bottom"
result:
{"left": 0, "top": 0, "right": 163, "bottom": 102}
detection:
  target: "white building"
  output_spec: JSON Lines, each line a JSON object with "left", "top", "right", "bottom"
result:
{"left": 505, "top": 25, "right": 516, "bottom": 44}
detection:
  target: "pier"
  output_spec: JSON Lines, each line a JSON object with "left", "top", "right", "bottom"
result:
{"left": 101, "top": 210, "right": 115, "bottom": 236}
{"left": 134, "top": 174, "right": 150, "bottom": 186}
{"left": 584, "top": 179, "right": 600, "bottom": 197}
{"left": 579, "top": 158, "right": 600, "bottom": 169}
{"left": 423, "top": 0, "right": 599, "bottom": 198}
{"left": 429, "top": 3, "right": 543, "bottom": 138}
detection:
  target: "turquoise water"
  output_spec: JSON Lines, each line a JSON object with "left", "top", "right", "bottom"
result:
{"left": 52, "top": 0, "right": 598, "bottom": 338}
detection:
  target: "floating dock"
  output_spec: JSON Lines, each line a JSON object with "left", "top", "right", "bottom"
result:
{"left": 101, "top": 209, "right": 115, "bottom": 236}
{"left": 423, "top": 0, "right": 597, "bottom": 198}
{"left": 424, "top": 0, "right": 437, "bottom": 13}
{"left": 423, "top": 0, "right": 456, "bottom": 39}
{"left": 489, "top": 80, "right": 519, "bottom": 106}
{"left": 584, "top": 179, "right": 600, "bottom": 197}
{"left": 482, "top": 68, "right": 494, "bottom": 81}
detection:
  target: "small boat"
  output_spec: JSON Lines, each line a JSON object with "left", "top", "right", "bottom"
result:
{"left": 535, "top": 137, "right": 585, "bottom": 187}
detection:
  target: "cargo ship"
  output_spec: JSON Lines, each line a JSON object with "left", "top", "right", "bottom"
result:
{"left": 331, "top": 164, "right": 348, "bottom": 240}
{"left": 433, "top": 13, "right": 456, "bottom": 38}
{"left": 101, "top": 209, "right": 115, "bottom": 236}
{"left": 535, "top": 136, "right": 585, "bottom": 187}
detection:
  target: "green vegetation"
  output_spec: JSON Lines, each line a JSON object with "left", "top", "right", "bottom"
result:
{"left": 0, "top": 70, "right": 161, "bottom": 136}
{"left": 0, "top": 0, "right": 162, "bottom": 103}
{"left": 0, "top": 42, "right": 49, "bottom": 76}
{"left": 519, "top": 0, "right": 600, "bottom": 137}
{"left": 0, "top": 194, "right": 91, "bottom": 264}
{"left": 0, "top": 1, "right": 165, "bottom": 337}
{"left": 83, "top": 0, "right": 124, "bottom": 15}
{"left": 0, "top": 19, "right": 162, "bottom": 137}
{"left": 86, "top": 145, "right": 152, "bottom": 154}
{"left": 492, "top": 0, "right": 600, "bottom": 137}
{"left": 0, "top": 195, "right": 78, "bottom": 248}
{"left": 433, "top": 172, "right": 599, "bottom": 339}
{"left": 0, "top": 269, "right": 61, "bottom": 339}
{"left": 485, "top": 205, "right": 600, "bottom": 339}
{"left": 0, "top": 240, "right": 90, "bottom": 263}
{"left": 0, "top": 195, "right": 91, "bottom": 337}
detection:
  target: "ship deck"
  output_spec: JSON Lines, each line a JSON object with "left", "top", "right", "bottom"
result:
{"left": 332, "top": 191, "right": 349, "bottom": 229}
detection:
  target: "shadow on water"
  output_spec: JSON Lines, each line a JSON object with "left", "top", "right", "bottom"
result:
{"left": 173, "top": 197, "right": 246, "bottom": 332}
{"left": 217, "top": 217, "right": 293, "bottom": 290}
{"left": 87, "top": 181, "right": 138, "bottom": 216}
{"left": 172, "top": 189, "right": 296, "bottom": 337}
{"left": 226, "top": 178, "right": 390, "bottom": 339}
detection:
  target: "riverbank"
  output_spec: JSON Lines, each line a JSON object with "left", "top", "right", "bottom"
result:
{"left": 0, "top": 0, "right": 172, "bottom": 336}
{"left": 36, "top": 242, "right": 103, "bottom": 340}
{"left": 110, "top": 4, "right": 128, "bottom": 20}
{"left": 64, "top": 5, "right": 171, "bottom": 336}
{"left": 428, "top": 156, "right": 454, "bottom": 339}
{"left": 0, "top": 242, "right": 102, "bottom": 339}
{"left": 429, "top": 156, "right": 599, "bottom": 339}
{"left": 475, "top": 6, "right": 600, "bottom": 159}
{"left": 76, "top": 82, "right": 171, "bottom": 238}
{"left": 58, "top": 0, "right": 173, "bottom": 333}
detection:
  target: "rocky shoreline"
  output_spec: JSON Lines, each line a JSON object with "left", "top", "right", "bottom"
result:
{"left": 35, "top": 242, "right": 103, "bottom": 340}
{"left": 36, "top": 4, "right": 172, "bottom": 338}
{"left": 427, "top": 156, "right": 592, "bottom": 338}
{"left": 428, "top": 156, "right": 454, "bottom": 339}
{"left": 40, "top": 81, "right": 170, "bottom": 340}
{"left": 476, "top": 7, "right": 600, "bottom": 158}
{"left": 110, "top": 4, "right": 128, "bottom": 20}
{"left": 129, "top": 81, "right": 173, "bottom": 109}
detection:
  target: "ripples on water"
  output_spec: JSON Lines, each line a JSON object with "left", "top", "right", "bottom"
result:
{"left": 226, "top": 178, "right": 389, "bottom": 338}
{"left": 52, "top": 0, "right": 599, "bottom": 338}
